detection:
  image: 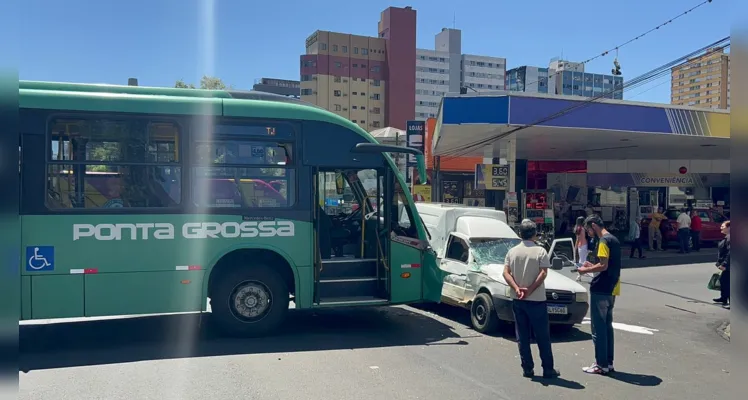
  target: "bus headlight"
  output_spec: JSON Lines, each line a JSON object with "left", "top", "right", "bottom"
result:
{"left": 575, "top": 291, "right": 589, "bottom": 303}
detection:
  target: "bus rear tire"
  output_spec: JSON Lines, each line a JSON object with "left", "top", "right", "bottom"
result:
{"left": 211, "top": 265, "right": 289, "bottom": 337}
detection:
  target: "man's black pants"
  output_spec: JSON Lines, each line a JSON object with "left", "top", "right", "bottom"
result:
{"left": 512, "top": 300, "right": 554, "bottom": 373}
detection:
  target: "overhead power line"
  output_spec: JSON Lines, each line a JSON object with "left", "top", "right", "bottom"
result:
{"left": 439, "top": 36, "right": 729, "bottom": 159}
{"left": 516, "top": 0, "right": 715, "bottom": 92}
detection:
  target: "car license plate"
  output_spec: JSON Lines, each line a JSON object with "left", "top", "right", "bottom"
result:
{"left": 547, "top": 304, "right": 568, "bottom": 315}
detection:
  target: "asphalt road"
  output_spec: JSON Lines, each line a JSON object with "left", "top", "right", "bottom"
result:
{"left": 19, "top": 262, "right": 730, "bottom": 400}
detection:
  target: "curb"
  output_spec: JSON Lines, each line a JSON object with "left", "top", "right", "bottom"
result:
{"left": 622, "top": 252, "right": 717, "bottom": 268}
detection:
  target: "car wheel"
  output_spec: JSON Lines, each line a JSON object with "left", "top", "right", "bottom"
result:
{"left": 470, "top": 293, "right": 500, "bottom": 334}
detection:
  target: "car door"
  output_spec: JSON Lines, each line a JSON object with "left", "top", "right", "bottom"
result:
{"left": 440, "top": 233, "right": 470, "bottom": 303}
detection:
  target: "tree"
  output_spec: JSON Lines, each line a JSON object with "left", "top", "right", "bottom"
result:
{"left": 174, "top": 75, "right": 232, "bottom": 90}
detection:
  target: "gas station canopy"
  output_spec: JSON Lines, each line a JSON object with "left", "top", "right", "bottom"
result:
{"left": 432, "top": 92, "right": 730, "bottom": 160}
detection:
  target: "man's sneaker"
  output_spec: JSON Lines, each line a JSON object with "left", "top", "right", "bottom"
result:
{"left": 543, "top": 369, "right": 561, "bottom": 379}
{"left": 522, "top": 370, "right": 534, "bottom": 378}
{"left": 582, "top": 363, "right": 609, "bottom": 375}
{"left": 608, "top": 364, "right": 615, "bottom": 372}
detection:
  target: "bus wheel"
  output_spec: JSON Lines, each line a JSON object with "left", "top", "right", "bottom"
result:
{"left": 470, "top": 293, "right": 499, "bottom": 334}
{"left": 211, "top": 265, "right": 289, "bottom": 337}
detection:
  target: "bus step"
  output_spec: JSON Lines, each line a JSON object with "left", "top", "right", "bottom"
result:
{"left": 316, "top": 296, "right": 388, "bottom": 307}
{"left": 320, "top": 258, "right": 377, "bottom": 279}
{"left": 318, "top": 277, "right": 378, "bottom": 299}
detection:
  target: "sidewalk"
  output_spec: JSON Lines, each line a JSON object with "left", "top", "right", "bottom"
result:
{"left": 621, "top": 246, "right": 717, "bottom": 268}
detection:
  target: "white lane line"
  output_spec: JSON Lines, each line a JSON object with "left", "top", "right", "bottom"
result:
{"left": 582, "top": 318, "right": 659, "bottom": 335}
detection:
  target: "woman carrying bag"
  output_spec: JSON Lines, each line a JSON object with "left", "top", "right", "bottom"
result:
{"left": 712, "top": 220, "right": 730, "bottom": 309}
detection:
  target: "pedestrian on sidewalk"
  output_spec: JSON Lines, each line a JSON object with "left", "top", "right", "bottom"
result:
{"left": 574, "top": 216, "right": 593, "bottom": 281}
{"left": 577, "top": 215, "right": 622, "bottom": 375}
{"left": 713, "top": 220, "right": 730, "bottom": 309}
{"left": 629, "top": 215, "right": 646, "bottom": 259}
{"left": 690, "top": 209, "right": 702, "bottom": 252}
{"left": 648, "top": 207, "right": 666, "bottom": 251}
{"left": 503, "top": 219, "right": 560, "bottom": 379}
{"left": 677, "top": 208, "right": 692, "bottom": 254}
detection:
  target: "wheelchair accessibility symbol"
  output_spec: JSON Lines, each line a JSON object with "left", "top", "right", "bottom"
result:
{"left": 26, "top": 246, "right": 54, "bottom": 272}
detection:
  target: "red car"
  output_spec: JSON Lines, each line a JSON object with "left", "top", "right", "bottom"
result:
{"left": 640, "top": 208, "right": 727, "bottom": 248}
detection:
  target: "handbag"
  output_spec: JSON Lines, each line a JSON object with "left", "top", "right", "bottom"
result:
{"left": 708, "top": 271, "right": 722, "bottom": 291}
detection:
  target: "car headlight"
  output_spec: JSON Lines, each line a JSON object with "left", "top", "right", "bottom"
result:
{"left": 575, "top": 291, "right": 589, "bottom": 303}
{"left": 503, "top": 285, "right": 513, "bottom": 298}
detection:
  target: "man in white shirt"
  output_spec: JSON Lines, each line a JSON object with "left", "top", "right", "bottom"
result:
{"left": 503, "top": 219, "right": 560, "bottom": 379}
{"left": 676, "top": 208, "right": 692, "bottom": 253}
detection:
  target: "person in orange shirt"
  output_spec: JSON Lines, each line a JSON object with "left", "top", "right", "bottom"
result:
{"left": 648, "top": 207, "right": 666, "bottom": 251}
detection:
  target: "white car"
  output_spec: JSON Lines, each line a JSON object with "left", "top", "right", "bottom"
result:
{"left": 415, "top": 202, "right": 589, "bottom": 333}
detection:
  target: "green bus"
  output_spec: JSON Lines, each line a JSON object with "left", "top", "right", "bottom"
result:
{"left": 18, "top": 81, "right": 442, "bottom": 336}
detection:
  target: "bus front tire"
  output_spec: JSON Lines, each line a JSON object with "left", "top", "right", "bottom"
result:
{"left": 470, "top": 293, "right": 500, "bottom": 334}
{"left": 211, "top": 265, "right": 289, "bottom": 337}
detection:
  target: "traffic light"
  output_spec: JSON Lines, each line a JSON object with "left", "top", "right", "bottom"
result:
{"left": 611, "top": 59, "right": 622, "bottom": 76}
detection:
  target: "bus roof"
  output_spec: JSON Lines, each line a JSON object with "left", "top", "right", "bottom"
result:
{"left": 19, "top": 80, "right": 373, "bottom": 142}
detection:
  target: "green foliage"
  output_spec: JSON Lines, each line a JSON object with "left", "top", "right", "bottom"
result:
{"left": 174, "top": 75, "right": 232, "bottom": 90}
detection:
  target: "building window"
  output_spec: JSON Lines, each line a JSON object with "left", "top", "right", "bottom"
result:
{"left": 352, "top": 106, "right": 358, "bottom": 110}
{"left": 335, "top": 62, "right": 342, "bottom": 68}
{"left": 361, "top": 106, "right": 366, "bottom": 110}
{"left": 360, "top": 92, "right": 365, "bottom": 96}
{"left": 371, "top": 93, "right": 380, "bottom": 100}
{"left": 332, "top": 45, "right": 338, "bottom": 52}
{"left": 334, "top": 90, "right": 342, "bottom": 97}
{"left": 362, "top": 48, "right": 368, "bottom": 55}
{"left": 361, "top": 64, "right": 367, "bottom": 68}
{"left": 372, "top": 80, "right": 381, "bottom": 86}
{"left": 334, "top": 76, "right": 341, "bottom": 83}
{"left": 334, "top": 104, "right": 342, "bottom": 111}
{"left": 352, "top": 120, "right": 357, "bottom": 123}
{"left": 320, "top": 43, "right": 327, "bottom": 50}
{"left": 360, "top": 120, "right": 365, "bottom": 124}
{"left": 371, "top": 121, "right": 381, "bottom": 128}
{"left": 352, "top": 92, "right": 358, "bottom": 95}
{"left": 301, "top": 75, "right": 312, "bottom": 82}
{"left": 353, "top": 63, "right": 358, "bottom": 68}
{"left": 342, "top": 46, "right": 348, "bottom": 53}
{"left": 372, "top": 107, "right": 380, "bottom": 114}
{"left": 301, "top": 88, "right": 313, "bottom": 96}
{"left": 371, "top": 66, "right": 380, "bottom": 73}
{"left": 354, "top": 47, "right": 358, "bottom": 54}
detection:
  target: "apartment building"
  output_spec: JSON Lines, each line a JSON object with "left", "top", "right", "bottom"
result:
{"left": 415, "top": 28, "right": 506, "bottom": 120}
{"left": 671, "top": 47, "right": 730, "bottom": 109}
{"left": 507, "top": 58, "right": 623, "bottom": 100}
{"left": 300, "top": 6, "right": 417, "bottom": 130}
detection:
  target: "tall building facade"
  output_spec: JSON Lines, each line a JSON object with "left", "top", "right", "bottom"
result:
{"left": 415, "top": 28, "right": 506, "bottom": 120}
{"left": 507, "top": 58, "right": 623, "bottom": 100}
{"left": 300, "top": 6, "right": 416, "bottom": 130}
{"left": 252, "top": 78, "right": 300, "bottom": 98}
{"left": 671, "top": 47, "right": 730, "bottom": 109}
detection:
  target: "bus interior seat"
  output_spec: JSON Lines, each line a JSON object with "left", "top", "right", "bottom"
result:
{"left": 317, "top": 206, "right": 332, "bottom": 259}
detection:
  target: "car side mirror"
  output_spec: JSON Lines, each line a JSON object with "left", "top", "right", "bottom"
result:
{"left": 551, "top": 257, "right": 564, "bottom": 270}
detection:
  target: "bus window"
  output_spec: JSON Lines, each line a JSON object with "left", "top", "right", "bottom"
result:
{"left": 46, "top": 118, "right": 181, "bottom": 209}
{"left": 191, "top": 137, "right": 294, "bottom": 209}
{"left": 392, "top": 179, "right": 419, "bottom": 239}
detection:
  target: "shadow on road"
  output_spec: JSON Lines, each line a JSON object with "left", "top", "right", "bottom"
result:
{"left": 608, "top": 370, "right": 663, "bottom": 386}
{"left": 410, "top": 303, "right": 592, "bottom": 343}
{"left": 20, "top": 306, "right": 464, "bottom": 372}
{"left": 530, "top": 376, "right": 585, "bottom": 390}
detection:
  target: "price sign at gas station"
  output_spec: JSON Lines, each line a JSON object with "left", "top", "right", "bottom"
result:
{"left": 488, "top": 164, "right": 510, "bottom": 190}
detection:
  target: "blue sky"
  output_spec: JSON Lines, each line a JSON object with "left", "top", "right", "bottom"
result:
{"left": 8, "top": 0, "right": 733, "bottom": 104}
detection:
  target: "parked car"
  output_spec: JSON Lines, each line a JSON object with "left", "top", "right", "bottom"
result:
{"left": 640, "top": 208, "right": 728, "bottom": 248}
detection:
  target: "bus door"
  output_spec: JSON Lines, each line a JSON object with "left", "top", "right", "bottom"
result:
{"left": 313, "top": 167, "right": 389, "bottom": 306}
{"left": 384, "top": 168, "right": 430, "bottom": 304}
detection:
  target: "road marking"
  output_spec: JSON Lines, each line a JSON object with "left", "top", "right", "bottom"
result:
{"left": 582, "top": 318, "right": 659, "bottom": 335}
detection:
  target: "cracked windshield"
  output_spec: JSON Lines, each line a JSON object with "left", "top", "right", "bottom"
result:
{"left": 12, "top": 0, "right": 735, "bottom": 399}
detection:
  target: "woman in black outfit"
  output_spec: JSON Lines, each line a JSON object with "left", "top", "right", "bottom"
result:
{"left": 713, "top": 220, "right": 730, "bottom": 309}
